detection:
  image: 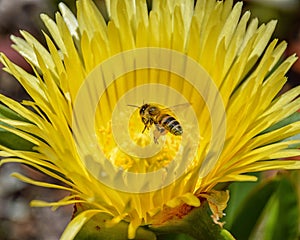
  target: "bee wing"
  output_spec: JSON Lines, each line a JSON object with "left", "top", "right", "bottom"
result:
{"left": 170, "top": 103, "right": 191, "bottom": 110}
{"left": 163, "top": 103, "right": 191, "bottom": 113}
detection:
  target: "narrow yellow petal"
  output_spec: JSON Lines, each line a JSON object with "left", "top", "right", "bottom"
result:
{"left": 11, "top": 172, "right": 79, "bottom": 193}
{"left": 60, "top": 210, "right": 105, "bottom": 240}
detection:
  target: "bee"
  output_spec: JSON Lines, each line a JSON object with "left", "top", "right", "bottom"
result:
{"left": 131, "top": 103, "right": 183, "bottom": 143}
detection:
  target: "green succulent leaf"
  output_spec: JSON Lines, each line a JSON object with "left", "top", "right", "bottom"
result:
{"left": 0, "top": 104, "right": 29, "bottom": 121}
{"left": 73, "top": 201, "right": 236, "bottom": 240}
{"left": 251, "top": 174, "right": 299, "bottom": 240}
{"left": 229, "top": 178, "right": 280, "bottom": 239}
{"left": 150, "top": 201, "right": 235, "bottom": 240}
{"left": 0, "top": 130, "right": 34, "bottom": 151}
{"left": 73, "top": 211, "right": 156, "bottom": 240}
{"left": 224, "top": 173, "right": 261, "bottom": 228}
{"left": 0, "top": 104, "right": 34, "bottom": 150}
{"left": 262, "top": 111, "right": 300, "bottom": 134}
{"left": 228, "top": 173, "right": 300, "bottom": 240}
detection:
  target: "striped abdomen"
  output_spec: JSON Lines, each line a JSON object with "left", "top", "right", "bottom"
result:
{"left": 157, "top": 114, "right": 183, "bottom": 136}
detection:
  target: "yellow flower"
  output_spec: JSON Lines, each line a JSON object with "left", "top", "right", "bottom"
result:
{"left": 1, "top": 0, "right": 300, "bottom": 239}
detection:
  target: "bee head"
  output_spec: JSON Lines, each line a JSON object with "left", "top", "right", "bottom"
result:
{"left": 139, "top": 104, "right": 149, "bottom": 116}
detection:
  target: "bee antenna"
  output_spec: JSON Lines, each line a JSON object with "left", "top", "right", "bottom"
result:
{"left": 127, "top": 104, "right": 140, "bottom": 108}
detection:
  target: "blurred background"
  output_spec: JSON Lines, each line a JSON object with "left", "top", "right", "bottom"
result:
{"left": 0, "top": 0, "right": 299, "bottom": 239}
{"left": 0, "top": 1, "right": 77, "bottom": 239}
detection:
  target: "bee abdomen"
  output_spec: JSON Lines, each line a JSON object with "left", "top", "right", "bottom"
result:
{"left": 159, "top": 115, "right": 183, "bottom": 136}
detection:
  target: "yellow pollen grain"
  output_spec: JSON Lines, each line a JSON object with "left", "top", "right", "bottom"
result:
{"left": 96, "top": 111, "right": 182, "bottom": 173}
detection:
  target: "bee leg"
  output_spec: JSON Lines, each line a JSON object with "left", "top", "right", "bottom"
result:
{"left": 142, "top": 119, "right": 152, "bottom": 133}
{"left": 142, "top": 125, "right": 147, "bottom": 133}
{"left": 153, "top": 131, "right": 160, "bottom": 144}
{"left": 153, "top": 124, "right": 167, "bottom": 144}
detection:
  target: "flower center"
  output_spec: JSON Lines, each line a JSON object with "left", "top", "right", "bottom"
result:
{"left": 96, "top": 107, "right": 182, "bottom": 173}
{"left": 92, "top": 70, "right": 205, "bottom": 176}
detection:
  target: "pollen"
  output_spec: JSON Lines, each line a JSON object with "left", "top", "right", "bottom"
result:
{"left": 96, "top": 109, "right": 182, "bottom": 173}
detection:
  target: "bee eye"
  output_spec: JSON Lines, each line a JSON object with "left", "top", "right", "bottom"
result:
{"left": 140, "top": 104, "right": 149, "bottom": 115}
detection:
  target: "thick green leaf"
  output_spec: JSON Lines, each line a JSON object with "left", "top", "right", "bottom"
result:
{"left": 250, "top": 174, "right": 299, "bottom": 240}
{"left": 74, "top": 212, "right": 156, "bottom": 240}
{"left": 261, "top": 111, "right": 300, "bottom": 134}
{"left": 0, "top": 130, "right": 34, "bottom": 151}
{"left": 229, "top": 173, "right": 300, "bottom": 240}
{"left": 274, "top": 175, "right": 299, "bottom": 240}
{"left": 74, "top": 201, "right": 236, "bottom": 240}
{"left": 157, "top": 233, "right": 194, "bottom": 240}
{"left": 229, "top": 178, "right": 280, "bottom": 239}
{"left": 0, "top": 104, "right": 34, "bottom": 151}
{"left": 291, "top": 170, "right": 300, "bottom": 239}
{"left": 261, "top": 111, "right": 300, "bottom": 149}
{"left": 0, "top": 104, "right": 29, "bottom": 121}
{"left": 150, "top": 201, "right": 235, "bottom": 240}
{"left": 223, "top": 173, "right": 261, "bottom": 228}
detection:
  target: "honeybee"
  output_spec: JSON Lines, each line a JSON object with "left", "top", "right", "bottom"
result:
{"left": 134, "top": 103, "right": 183, "bottom": 143}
